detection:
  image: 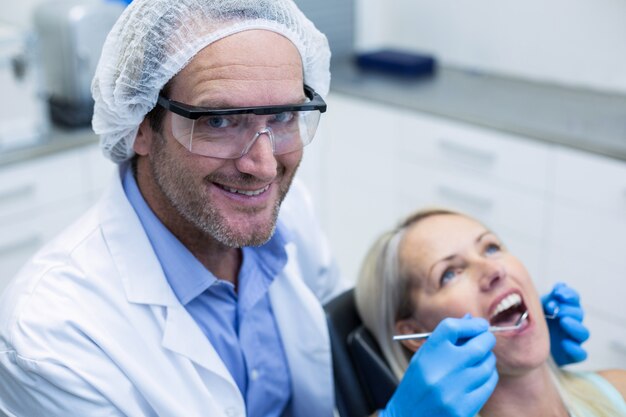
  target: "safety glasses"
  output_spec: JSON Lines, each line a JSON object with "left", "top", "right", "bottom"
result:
{"left": 156, "top": 85, "right": 326, "bottom": 159}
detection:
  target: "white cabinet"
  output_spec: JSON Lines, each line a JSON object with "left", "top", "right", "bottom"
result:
{"left": 396, "top": 110, "right": 553, "bottom": 285}
{"left": 397, "top": 113, "right": 552, "bottom": 194}
{"left": 302, "top": 92, "right": 626, "bottom": 371}
{"left": 299, "top": 94, "right": 401, "bottom": 283}
{"left": 304, "top": 92, "right": 554, "bottom": 287}
{"left": 0, "top": 150, "right": 85, "bottom": 222}
{"left": 0, "top": 143, "right": 115, "bottom": 290}
{"left": 544, "top": 147, "right": 626, "bottom": 370}
{"left": 0, "top": 197, "right": 88, "bottom": 287}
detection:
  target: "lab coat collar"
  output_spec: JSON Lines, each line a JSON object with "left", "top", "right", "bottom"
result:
{"left": 97, "top": 163, "right": 241, "bottom": 393}
{"left": 98, "top": 163, "right": 179, "bottom": 307}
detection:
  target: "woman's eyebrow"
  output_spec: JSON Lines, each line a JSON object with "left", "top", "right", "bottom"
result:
{"left": 428, "top": 253, "right": 456, "bottom": 277}
{"left": 476, "top": 230, "right": 492, "bottom": 243}
{"left": 428, "top": 230, "right": 493, "bottom": 276}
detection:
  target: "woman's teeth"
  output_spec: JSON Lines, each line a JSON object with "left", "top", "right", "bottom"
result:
{"left": 222, "top": 185, "right": 269, "bottom": 196}
{"left": 491, "top": 293, "right": 522, "bottom": 319}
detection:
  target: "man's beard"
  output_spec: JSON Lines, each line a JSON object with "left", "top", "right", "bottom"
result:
{"left": 149, "top": 136, "right": 295, "bottom": 248}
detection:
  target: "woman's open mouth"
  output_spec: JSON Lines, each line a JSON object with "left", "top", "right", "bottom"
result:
{"left": 489, "top": 292, "right": 528, "bottom": 328}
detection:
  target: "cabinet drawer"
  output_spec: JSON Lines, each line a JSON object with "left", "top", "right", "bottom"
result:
{"left": 398, "top": 112, "right": 553, "bottom": 193}
{"left": 547, "top": 202, "right": 626, "bottom": 267}
{"left": 553, "top": 147, "right": 626, "bottom": 213}
{"left": 0, "top": 149, "right": 86, "bottom": 222}
{"left": 398, "top": 162, "right": 548, "bottom": 241}
{"left": 544, "top": 246, "right": 626, "bottom": 322}
{"left": 0, "top": 196, "right": 89, "bottom": 290}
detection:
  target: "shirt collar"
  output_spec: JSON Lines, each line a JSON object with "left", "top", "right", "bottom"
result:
{"left": 122, "top": 164, "right": 290, "bottom": 305}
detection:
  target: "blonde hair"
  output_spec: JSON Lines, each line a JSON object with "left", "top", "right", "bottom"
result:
{"left": 556, "top": 365, "right": 625, "bottom": 417}
{"left": 354, "top": 207, "right": 625, "bottom": 417}
{"left": 355, "top": 207, "right": 457, "bottom": 378}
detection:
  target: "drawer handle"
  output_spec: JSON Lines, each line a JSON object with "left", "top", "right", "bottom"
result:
{"left": 0, "top": 235, "right": 42, "bottom": 257}
{"left": 0, "top": 184, "right": 36, "bottom": 204}
{"left": 437, "top": 185, "right": 494, "bottom": 212}
{"left": 438, "top": 139, "right": 496, "bottom": 166}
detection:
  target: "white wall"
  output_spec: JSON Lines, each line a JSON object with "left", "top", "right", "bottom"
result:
{"left": 1, "top": 0, "right": 50, "bottom": 29}
{"left": 9, "top": 0, "right": 626, "bottom": 95}
{"left": 356, "top": 0, "right": 626, "bottom": 94}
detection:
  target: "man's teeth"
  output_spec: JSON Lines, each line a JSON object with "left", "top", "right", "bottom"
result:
{"left": 491, "top": 293, "right": 522, "bottom": 318}
{"left": 222, "top": 185, "right": 269, "bottom": 196}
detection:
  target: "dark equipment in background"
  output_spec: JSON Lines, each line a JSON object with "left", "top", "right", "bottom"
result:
{"left": 33, "top": 0, "right": 124, "bottom": 127}
{"left": 356, "top": 48, "right": 437, "bottom": 78}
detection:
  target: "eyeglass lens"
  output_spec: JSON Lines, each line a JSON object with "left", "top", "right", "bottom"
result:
{"left": 169, "top": 110, "right": 321, "bottom": 159}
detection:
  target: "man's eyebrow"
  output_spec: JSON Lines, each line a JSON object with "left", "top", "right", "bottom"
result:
{"left": 193, "top": 95, "right": 307, "bottom": 109}
{"left": 194, "top": 98, "right": 230, "bottom": 108}
{"left": 192, "top": 86, "right": 308, "bottom": 108}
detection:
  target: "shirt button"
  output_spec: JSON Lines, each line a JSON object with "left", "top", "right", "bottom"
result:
{"left": 250, "top": 369, "right": 260, "bottom": 381}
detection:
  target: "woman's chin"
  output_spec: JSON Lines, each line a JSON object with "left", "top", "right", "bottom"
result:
{"left": 495, "top": 341, "right": 551, "bottom": 376}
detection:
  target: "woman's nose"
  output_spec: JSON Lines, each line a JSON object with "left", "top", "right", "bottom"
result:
{"left": 234, "top": 129, "right": 278, "bottom": 180}
{"left": 478, "top": 259, "right": 506, "bottom": 290}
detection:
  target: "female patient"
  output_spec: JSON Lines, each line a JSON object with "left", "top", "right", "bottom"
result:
{"left": 356, "top": 208, "right": 626, "bottom": 417}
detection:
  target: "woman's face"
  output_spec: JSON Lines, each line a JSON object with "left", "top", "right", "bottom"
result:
{"left": 397, "top": 213, "right": 550, "bottom": 375}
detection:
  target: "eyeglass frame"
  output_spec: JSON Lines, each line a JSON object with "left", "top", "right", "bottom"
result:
{"left": 156, "top": 84, "right": 327, "bottom": 120}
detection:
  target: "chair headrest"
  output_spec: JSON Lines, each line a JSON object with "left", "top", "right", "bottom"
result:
{"left": 347, "top": 325, "right": 399, "bottom": 410}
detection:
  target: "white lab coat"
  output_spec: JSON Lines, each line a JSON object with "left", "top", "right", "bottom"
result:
{"left": 0, "top": 164, "right": 349, "bottom": 417}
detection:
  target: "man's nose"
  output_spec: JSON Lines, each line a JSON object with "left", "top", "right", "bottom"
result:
{"left": 235, "top": 128, "right": 278, "bottom": 180}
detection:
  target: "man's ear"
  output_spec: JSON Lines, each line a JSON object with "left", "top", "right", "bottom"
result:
{"left": 395, "top": 318, "right": 427, "bottom": 352}
{"left": 133, "top": 118, "right": 153, "bottom": 156}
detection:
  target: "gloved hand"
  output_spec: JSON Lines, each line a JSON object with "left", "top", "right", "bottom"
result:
{"left": 380, "top": 316, "right": 498, "bottom": 417}
{"left": 541, "top": 282, "right": 590, "bottom": 366}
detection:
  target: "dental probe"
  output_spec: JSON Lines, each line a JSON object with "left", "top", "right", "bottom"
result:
{"left": 393, "top": 311, "right": 529, "bottom": 341}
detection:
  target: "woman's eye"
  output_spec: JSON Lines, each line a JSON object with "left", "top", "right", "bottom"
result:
{"left": 440, "top": 268, "right": 457, "bottom": 286}
{"left": 485, "top": 243, "right": 501, "bottom": 255}
{"left": 272, "top": 112, "right": 294, "bottom": 123}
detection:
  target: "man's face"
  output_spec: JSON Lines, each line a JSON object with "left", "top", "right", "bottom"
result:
{"left": 135, "top": 30, "right": 305, "bottom": 248}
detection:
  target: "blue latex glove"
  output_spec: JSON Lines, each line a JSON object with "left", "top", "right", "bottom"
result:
{"left": 541, "top": 282, "right": 590, "bottom": 366}
{"left": 381, "top": 316, "right": 498, "bottom": 417}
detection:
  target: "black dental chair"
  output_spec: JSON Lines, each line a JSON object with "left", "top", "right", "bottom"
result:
{"left": 324, "top": 289, "right": 399, "bottom": 417}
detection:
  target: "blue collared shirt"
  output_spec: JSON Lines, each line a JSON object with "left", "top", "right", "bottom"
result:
{"left": 123, "top": 166, "right": 292, "bottom": 417}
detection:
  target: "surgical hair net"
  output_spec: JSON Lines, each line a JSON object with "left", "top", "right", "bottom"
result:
{"left": 92, "top": 0, "right": 331, "bottom": 163}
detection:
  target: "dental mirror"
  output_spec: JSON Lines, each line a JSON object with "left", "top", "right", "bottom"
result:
{"left": 393, "top": 310, "right": 529, "bottom": 341}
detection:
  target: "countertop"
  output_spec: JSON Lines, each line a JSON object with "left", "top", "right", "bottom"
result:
{"left": 330, "top": 58, "right": 626, "bottom": 162}
{"left": 0, "top": 127, "right": 98, "bottom": 169}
